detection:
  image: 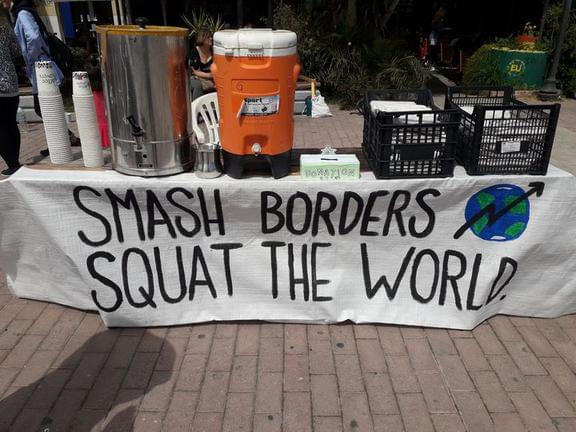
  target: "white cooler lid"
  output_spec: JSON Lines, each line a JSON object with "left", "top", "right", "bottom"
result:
{"left": 213, "top": 29, "right": 297, "bottom": 57}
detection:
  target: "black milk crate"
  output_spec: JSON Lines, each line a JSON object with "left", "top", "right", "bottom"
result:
{"left": 361, "top": 89, "right": 459, "bottom": 179}
{"left": 446, "top": 85, "right": 561, "bottom": 175}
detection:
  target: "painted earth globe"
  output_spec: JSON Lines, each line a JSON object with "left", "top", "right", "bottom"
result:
{"left": 465, "top": 184, "right": 530, "bottom": 242}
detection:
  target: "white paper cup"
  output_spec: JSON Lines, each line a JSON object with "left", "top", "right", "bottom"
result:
{"left": 73, "top": 93, "right": 104, "bottom": 167}
{"left": 35, "top": 61, "right": 60, "bottom": 96}
{"left": 72, "top": 71, "right": 93, "bottom": 96}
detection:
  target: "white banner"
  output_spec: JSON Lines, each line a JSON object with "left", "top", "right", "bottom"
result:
{"left": 1, "top": 166, "right": 576, "bottom": 329}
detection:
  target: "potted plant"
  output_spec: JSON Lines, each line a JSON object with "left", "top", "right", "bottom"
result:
{"left": 517, "top": 22, "right": 538, "bottom": 48}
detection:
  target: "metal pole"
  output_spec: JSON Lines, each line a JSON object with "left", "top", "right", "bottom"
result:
{"left": 538, "top": 0, "right": 550, "bottom": 40}
{"left": 538, "top": 0, "right": 573, "bottom": 100}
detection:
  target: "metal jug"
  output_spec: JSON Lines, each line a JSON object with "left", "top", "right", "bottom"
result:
{"left": 195, "top": 143, "right": 222, "bottom": 178}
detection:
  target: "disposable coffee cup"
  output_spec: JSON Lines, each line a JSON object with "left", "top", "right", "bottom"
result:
{"left": 72, "top": 71, "right": 92, "bottom": 96}
{"left": 35, "top": 61, "right": 60, "bottom": 96}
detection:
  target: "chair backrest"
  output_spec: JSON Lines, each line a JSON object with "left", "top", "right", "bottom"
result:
{"left": 191, "top": 92, "right": 220, "bottom": 144}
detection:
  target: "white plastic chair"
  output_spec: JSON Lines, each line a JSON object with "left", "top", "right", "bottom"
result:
{"left": 191, "top": 92, "right": 220, "bottom": 145}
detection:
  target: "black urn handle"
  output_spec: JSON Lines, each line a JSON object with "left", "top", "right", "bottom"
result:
{"left": 135, "top": 17, "right": 149, "bottom": 29}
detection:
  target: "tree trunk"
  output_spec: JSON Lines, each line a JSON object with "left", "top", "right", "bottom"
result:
{"left": 382, "top": 0, "right": 402, "bottom": 30}
{"left": 346, "top": 0, "right": 357, "bottom": 32}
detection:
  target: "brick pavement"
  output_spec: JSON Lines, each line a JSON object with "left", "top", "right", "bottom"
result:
{"left": 1, "top": 101, "right": 576, "bottom": 431}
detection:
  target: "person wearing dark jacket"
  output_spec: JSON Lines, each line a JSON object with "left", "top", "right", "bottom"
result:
{"left": 0, "top": 7, "right": 22, "bottom": 175}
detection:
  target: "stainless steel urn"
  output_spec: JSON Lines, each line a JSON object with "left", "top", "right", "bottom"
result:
{"left": 97, "top": 21, "right": 193, "bottom": 176}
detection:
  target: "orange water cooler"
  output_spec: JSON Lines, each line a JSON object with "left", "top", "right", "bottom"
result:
{"left": 212, "top": 29, "right": 300, "bottom": 178}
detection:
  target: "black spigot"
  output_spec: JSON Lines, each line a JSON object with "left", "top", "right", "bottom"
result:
{"left": 135, "top": 17, "right": 149, "bottom": 29}
{"left": 126, "top": 115, "right": 145, "bottom": 137}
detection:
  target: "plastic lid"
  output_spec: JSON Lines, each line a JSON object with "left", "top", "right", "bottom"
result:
{"left": 213, "top": 29, "right": 297, "bottom": 50}
{"left": 96, "top": 25, "right": 188, "bottom": 37}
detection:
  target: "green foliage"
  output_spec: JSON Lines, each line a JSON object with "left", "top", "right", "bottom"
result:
{"left": 541, "top": 2, "right": 576, "bottom": 95}
{"left": 273, "top": 3, "right": 430, "bottom": 109}
{"left": 181, "top": 9, "right": 224, "bottom": 36}
{"left": 462, "top": 45, "right": 506, "bottom": 86}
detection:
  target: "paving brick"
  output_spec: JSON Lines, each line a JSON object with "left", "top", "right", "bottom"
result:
{"left": 48, "top": 388, "right": 87, "bottom": 431}
{"left": 51, "top": 332, "right": 92, "bottom": 369}
{"left": 253, "top": 413, "right": 282, "bottom": 432}
{"left": 103, "top": 389, "right": 143, "bottom": 432}
{"left": 311, "top": 374, "right": 340, "bottom": 416}
{"left": 431, "top": 414, "right": 466, "bottom": 432}
{"left": 207, "top": 337, "right": 235, "bottom": 372}
{"left": 162, "top": 391, "right": 198, "bottom": 431}
{"left": 122, "top": 352, "right": 159, "bottom": 389}
{"left": 364, "top": 372, "right": 399, "bottom": 415}
{"left": 376, "top": 328, "right": 407, "bottom": 358}
{"left": 106, "top": 335, "right": 141, "bottom": 369}
{"left": 502, "top": 340, "right": 547, "bottom": 375}
{"left": 37, "top": 310, "right": 86, "bottom": 352}
{"left": 452, "top": 391, "right": 494, "bottom": 432}
{"left": 1, "top": 334, "right": 43, "bottom": 368}
{"left": 454, "top": 338, "right": 491, "bottom": 371}
{"left": 470, "top": 371, "right": 515, "bottom": 413}
{"left": 308, "top": 325, "right": 330, "bottom": 341}
{"left": 540, "top": 357, "right": 576, "bottom": 395}
{"left": 25, "top": 369, "right": 72, "bottom": 410}
{"left": 516, "top": 326, "right": 558, "bottom": 357}
{"left": 84, "top": 368, "right": 127, "bottom": 409}
{"left": 0, "top": 303, "right": 26, "bottom": 331}
{"left": 12, "top": 349, "right": 59, "bottom": 386}
{"left": 260, "top": 323, "right": 283, "bottom": 338}
{"left": 330, "top": 325, "right": 357, "bottom": 355}
{"left": 0, "top": 385, "right": 34, "bottom": 429}
{"left": 0, "top": 367, "right": 19, "bottom": 396}
{"left": 215, "top": 323, "right": 237, "bottom": 339}
{"left": 176, "top": 354, "right": 207, "bottom": 391}
{"left": 236, "top": 324, "right": 260, "bottom": 355}
{"left": 308, "top": 337, "right": 336, "bottom": 375}
{"left": 133, "top": 412, "right": 163, "bottom": 432}
{"left": 487, "top": 355, "right": 528, "bottom": 392}
{"left": 555, "top": 418, "right": 576, "bottom": 432}
{"left": 386, "top": 356, "right": 419, "bottom": 393}
{"left": 188, "top": 324, "right": 215, "bottom": 354}
{"left": 66, "top": 352, "right": 107, "bottom": 389}
{"left": 509, "top": 392, "right": 558, "bottom": 432}
{"left": 137, "top": 328, "right": 168, "bottom": 352}
{"left": 373, "top": 414, "right": 404, "bottom": 432}
{"left": 509, "top": 316, "right": 537, "bottom": 327}
{"left": 284, "top": 354, "right": 310, "bottom": 392}
{"left": 490, "top": 316, "right": 522, "bottom": 341}
{"left": 448, "top": 329, "right": 474, "bottom": 338}
{"left": 473, "top": 324, "right": 507, "bottom": 355}
{"left": 255, "top": 372, "right": 282, "bottom": 414}
{"left": 425, "top": 328, "right": 457, "bottom": 355}
{"left": 0, "top": 319, "right": 33, "bottom": 350}
{"left": 357, "top": 338, "right": 387, "bottom": 373}
{"left": 27, "top": 305, "right": 65, "bottom": 335}
{"left": 354, "top": 325, "right": 379, "bottom": 339}
{"left": 284, "top": 324, "right": 308, "bottom": 354}
{"left": 535, "top": 319, "right": 571, "bottom": 343}
{"left": 155, "top": 335, "right": 186, "bottom": 371}
{"left": 197, "top": 371, "right": 230, "bottom": 413}
{"left": 16, "top": 301, "right": 46, "bottom": 321}
{"left": 70, "top": 409, "right": 108, "bottom": 432}
{"left": 416, "top": 370, "right": 456, "bottom": 413}
{"left": 526, "top": 375, "right": 575, "bottom": 418}
{"left": 401, "top": 327, "right": 426, "bottom": 339}
{"left": 397, "top": 393, "right": 434, "bottom": 432}
{"left": 167, "top": 325, "right": 192, "bottom": 338}
{"left": 549, "top": 340, "right": 576, "bottom": 372}
{"left": 230, "top": 355, "right": 258, "bottom": 392}
{"left": 334, "top": 354, "right": 365, "bottom": 392}
{"left": 314, "top": 416, "right": 344, "bottom": 432}
{"left": 259, "top": 337, "right": 283, "bottom": 372}
{"left": 492, "top": 412, "right": 527, "bottom": 432}
{"left": 85, "top": 329, "right": 121, "bottom": 353}
{"left": 283, "top": 391, "right": 312, "bottom": 432}
{"left": 405, "top": 339, "right": 437, "bottom": 371}
{"left": 190, "top": 413, "right": 223, "bottom": 432}
{"left": 223, "top": 392, "right": 254, "bottom": 432}
{"left": 436, "top": 355, "right": 474, "bottom": 391}
{"left": 140, "top": 370, "right": 178, "bottom": 412}
{"left": 341, "top": 391, "right": 374, "bottom": 432}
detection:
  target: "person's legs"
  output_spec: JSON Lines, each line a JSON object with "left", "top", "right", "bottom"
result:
{"left": 190, "top": 77, "right": 205, "bottom": 101}
{"left": 0, "top": 96, "right": 22, "bottom": 174}
{"left": 33, "top": 93, "right": 42, "bottom": 118}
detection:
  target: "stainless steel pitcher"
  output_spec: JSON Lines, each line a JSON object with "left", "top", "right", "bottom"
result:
{"left": 97, "top": 20, "right": 193, "bottom": 176}
{"left": 195, "top": 143, "right": 222, "bottom": 178}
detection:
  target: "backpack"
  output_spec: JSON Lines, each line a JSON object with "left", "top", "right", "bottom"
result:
{"left": 30, "top": 11, "right": 74, "bottom": 76}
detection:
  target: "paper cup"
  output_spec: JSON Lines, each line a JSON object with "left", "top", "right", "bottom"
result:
{"left": 73, "top": 93, "right": 104, "bottom": 167}
{"left": 35, "top": 61, "right": 60, "bottom": 96}
{"left": 72, "top": 71, "right": 93, "bottom": 96}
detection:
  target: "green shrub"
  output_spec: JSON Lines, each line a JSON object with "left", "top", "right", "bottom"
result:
{"left": 462, "top": 45, "right": 506, "bottom": 86}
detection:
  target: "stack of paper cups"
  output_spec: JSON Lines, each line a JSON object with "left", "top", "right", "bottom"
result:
{"left": 35, "top": 61, "right": 73, "bottom": 164}
{"left": 72, "top": 71, "right": 104, "bottom": 167}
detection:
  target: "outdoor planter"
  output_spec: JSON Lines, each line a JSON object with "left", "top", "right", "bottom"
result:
{"left": 491, "top": 47, "right": 548, "bottom": 88}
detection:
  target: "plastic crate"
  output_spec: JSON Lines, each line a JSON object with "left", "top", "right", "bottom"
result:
{"left": 361, "top": 89, "right": 459, "bottom": 179}
{"left": 446, "top": 85, "right": 561, "bottom": 175}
